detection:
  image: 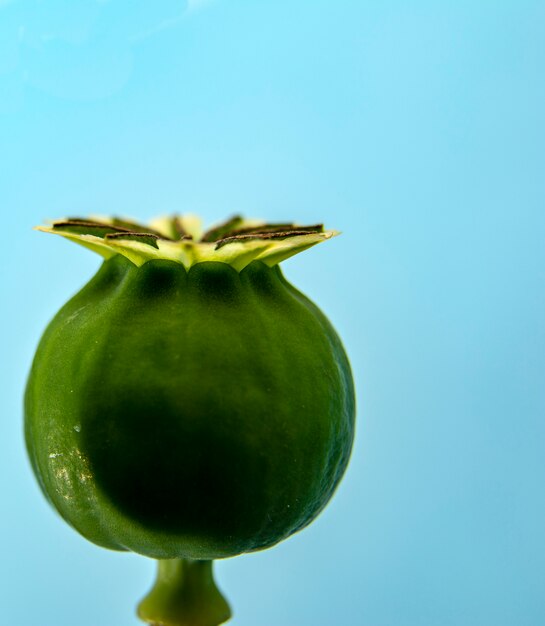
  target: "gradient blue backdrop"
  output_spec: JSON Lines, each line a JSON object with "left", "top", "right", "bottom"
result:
{"left": 2, "top": 1, "right": 544, "bottom": 624}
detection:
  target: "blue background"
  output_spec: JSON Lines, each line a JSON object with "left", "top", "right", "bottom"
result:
{"left": 2, "top": 1, "right": 544, "bottom": 624}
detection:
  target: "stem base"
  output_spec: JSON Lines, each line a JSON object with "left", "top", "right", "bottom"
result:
{"left": 137, "top": 559, "right": 231, "bottom": 626}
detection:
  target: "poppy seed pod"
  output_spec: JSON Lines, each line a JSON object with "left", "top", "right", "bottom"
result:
{"left": 25, "top": 214, "right": 356, "bottom": 626}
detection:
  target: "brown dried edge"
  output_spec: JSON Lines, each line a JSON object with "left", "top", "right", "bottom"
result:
{"left": 228, "top": 223, "right": 323, "bottom": 237}
{"left": 214, "top": 228, "right": 324, "bottom": 249}
{"left": 53, "top": 219, "right": 173, "bottom": 247}
{"left": 110, "top": 217, "right": 172, "bottom": 239}
{"left": 52, "top": 220, "right": 130, "bottom": 237}
{"left": 104, "top": 232, "right": 160, "bottom": 249}
{"left": 62, "top": 217, "right": 173, "bottom": 239}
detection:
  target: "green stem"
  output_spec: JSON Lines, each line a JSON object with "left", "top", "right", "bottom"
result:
{"left": 137, "top": 558, "right": 232, "bottom": 626}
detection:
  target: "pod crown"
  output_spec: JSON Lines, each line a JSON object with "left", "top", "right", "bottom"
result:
{"left": 36, "top": 214, "right": 338, "bottom": 271}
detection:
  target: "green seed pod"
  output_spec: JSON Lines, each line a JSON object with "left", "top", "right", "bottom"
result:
{"left": 25, "top": 214, "right": 356, "bottom": 626}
